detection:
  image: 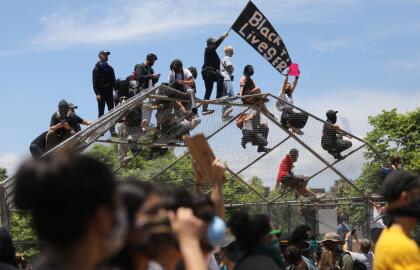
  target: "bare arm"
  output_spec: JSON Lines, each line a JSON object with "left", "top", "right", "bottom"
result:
{"left": 291, "top": 76, "right": 299, "bottom": 94}
{"left": 169, "top": 208, "right": 207, "bottom": 270}
{"left": 281, "top": 75, "right": 289, "bottom": 95}
{"left": 210, "top": 158, "right": 226, "bottom": 219}
{"left": 179, "top": 76, "right": 195, "bottom": 87}
{"left": 82, "top": 120, "right": 94, "bottom": 126}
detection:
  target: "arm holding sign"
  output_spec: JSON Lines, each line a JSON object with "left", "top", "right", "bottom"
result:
{"left": 291, "top": 76, "right": 299, "bottom": 94}
{"left": 281, "top": 75, "right": 289, "bottom": 95}
{"left": 210, "top": 158, "right": 226, "bottom": 219}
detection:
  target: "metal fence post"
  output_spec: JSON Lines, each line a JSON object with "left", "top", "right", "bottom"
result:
{"left": 364, "top": 197, "right": 371, "bottom": 240}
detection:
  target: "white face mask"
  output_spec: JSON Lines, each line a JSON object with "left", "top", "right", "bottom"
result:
{"left": 103, "top": 208, "right": 128, "bottom": 257}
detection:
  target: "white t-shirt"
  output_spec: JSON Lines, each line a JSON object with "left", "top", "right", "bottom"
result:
{"left": 349, "top": 251, "right": 374, "bottom": 270}
{"left": 220, "top": 56, "right": 233, "bottom": 81}
{"left": 371, "top": 206, "right": 386, "bottom": 229}
{"left": 243, "top": 109, "right": 256, "bottom": 131}
{"left": 168, "top": 68, "right": 193, "bottom": 92}
{"left": 277, "top": 93, "right": 293, "bottom": 111}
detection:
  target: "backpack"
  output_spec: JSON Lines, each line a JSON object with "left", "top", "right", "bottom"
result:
{"left": 338, "top": 252, "right": 367, "bottom": 270}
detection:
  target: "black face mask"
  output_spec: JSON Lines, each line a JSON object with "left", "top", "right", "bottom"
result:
{"left": 327, "top": 114, "right": 337, "bottom": 124}
{"left": 58, "top": 109, "right": 69, "bottom": 119}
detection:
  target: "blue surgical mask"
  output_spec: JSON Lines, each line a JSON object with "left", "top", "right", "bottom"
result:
{"left": 207, "top": 216, "right": 226, "bottom": 248}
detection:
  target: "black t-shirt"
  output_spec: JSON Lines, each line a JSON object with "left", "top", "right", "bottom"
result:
{"left": 135, "top": 63, "right": 158, "bottom": 89}
{"left": 202, "top": 36, "right": 224, "bottom": 70}
{"left": 321, "top": 120, "right": 337, "bottom": 147}
{"left": 50, "top": 112, "right": 84, "bottom": 135}
{"left": 235, "top": 254, "right": 283, "bottom": 270}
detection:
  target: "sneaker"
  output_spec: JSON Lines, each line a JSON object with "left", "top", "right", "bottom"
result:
{"left": 222, "top": 107, "right": 234, "bottom": 118}
{"left": 257, "top": 147, "right": 271, "bottom": 153}
{"left": 202, "top": 109, "right": 215, "bottom": 115}
{"left": 222, "top": 115, "right": 234, "bottom": 121}
{"left": 292, "top": 128, "right": 304, "bottom": 135}
{"left": 333, "top": 153, "right": 344, "bottom": 160}
{"left": 127, "top": 135, "right": 134, "bottom": 143}
{"left": 241, "top": 141, "right": 246, "bottom": 149}
{"left": 143, "top": 104, "right": 159, "bottom": 110}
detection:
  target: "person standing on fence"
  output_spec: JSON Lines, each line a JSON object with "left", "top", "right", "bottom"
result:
{"left": 220, "top": 45, "right": 235, "bottom": 120}
{"left": 374, "top": 170, "right": 420, "bottom": 270}
{"left": 321, "top": 110, "right": 352, "bottom": 160}
{"left": 134, "top": 53, "right": 160, "bottom": 131}
{"left": 201, "top": 32, "right": 229, "bottom": 115}
{"left": 92, "top": 50, "right": 117, "bottom": 135}
{"left": 276, "top": 149, "right": 324, "bottom": 198}
{"left": 276, "top": 73, "right": 308, "bottom": 135}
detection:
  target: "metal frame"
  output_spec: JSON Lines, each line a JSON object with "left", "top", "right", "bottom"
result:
{"left": 0, "top": 85, "right": 388, "bottom": 230}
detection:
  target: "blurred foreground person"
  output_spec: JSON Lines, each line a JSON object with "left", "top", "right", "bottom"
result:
{"left": 0, "top": 226, "right": 18, "bottom": 269}
{"left": 374, "top": 170, "right": 420, "bottom": 270}
{"left": 14, "top": 156, "right": 127, "bottom": 270}
{"left": 228, "top": 211, "right": 284, "bottom": 270}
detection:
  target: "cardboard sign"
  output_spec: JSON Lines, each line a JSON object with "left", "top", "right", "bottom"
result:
{"left": 288, "top": 63, "right": 300, "bottom": 76}
{"left": 183, "top": 133, "right": 216, "bottom": 184}
{"left": 232, "top": 1, "right": 292, "bottom": 73}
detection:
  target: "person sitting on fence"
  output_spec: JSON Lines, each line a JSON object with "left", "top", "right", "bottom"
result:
{"left": 45, "top": 100, "right": 93, "bottom": 151}
{"left": 276, "top": 73, "right": 308, "bottom": 135}
{"left": 239, "top": 109, "right": 270, "bottom": 153}
{"left": 168, "top": 59, "right": 199, "bottom": 116}
{"left": 239, "top": 65, "right": 273, "bottom": 118}
{"left": 321, "top": 110, "right": 352, "bottom": 160}
{"left": 276, "top": 149, "right": 323, "bottom": 198}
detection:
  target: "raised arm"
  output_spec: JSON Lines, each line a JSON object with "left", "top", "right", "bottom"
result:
{"left": 291, "top": 76, "right": 299, "bottom": 94}
{"left": 281, "top": 75, "right": 289, "bottom": 95}
{"left": 210, "top": 158, "right": 226, "bottom": 219}
{"left": 210, "top": 32, "right": 229, "bottom": 50}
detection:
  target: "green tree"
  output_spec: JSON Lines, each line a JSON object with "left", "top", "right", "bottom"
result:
{"left": 356, "top": 108, "right": 420, "bottom": 194}
{"left": 0, "top": 167, "right": 7, "bottom": 181}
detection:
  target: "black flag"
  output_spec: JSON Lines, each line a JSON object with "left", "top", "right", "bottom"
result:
{"left": 232, "top": 1, "right": 292, "bottom": 73}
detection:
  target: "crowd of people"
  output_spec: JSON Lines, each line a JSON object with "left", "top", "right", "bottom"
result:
{"left": 25, "top": 30, "right": 359, "bottom": 198}
{"left": 0, "top": 154, "right": 419, "bottom": 270}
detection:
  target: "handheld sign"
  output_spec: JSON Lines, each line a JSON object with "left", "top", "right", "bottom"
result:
{"left": 183, "top": 133, "right": 217, "bottom": 185}
{"left": 288, "top": 63, "right": 300, "bottom": 76}
{"left": 231, "top": 1, "right": 292, "bottom": 73}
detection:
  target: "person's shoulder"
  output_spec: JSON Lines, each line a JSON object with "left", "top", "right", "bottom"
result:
{"left": 183, "top": 68, "right": 193, "bottom": 78}
{"left": 240, "top": 76, "right": 247, "bottom": 84}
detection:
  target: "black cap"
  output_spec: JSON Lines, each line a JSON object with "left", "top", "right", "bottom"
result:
{"left": 207, "top": 37, "right": 217, "bottom": 45}
{"left": 326, "top": 110, "right": 338, "bottom": 117}
{"left": 98, "top": 50, "right": 110, "bottom": 57}
{"left": 68, "top": 102, "right": 78, "bottom": 109}
{"left": 382, "top": 170, "right": 420, "bottom": 202}
{"left": 58, "top": 100, "right": 69, "bottom": 109}
{"left": 147, "top": 53, "right": 158, "bottom": 61}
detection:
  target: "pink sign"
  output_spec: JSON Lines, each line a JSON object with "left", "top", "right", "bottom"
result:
{"left": 288, "top": 63, "right": 300, "bottom": 76}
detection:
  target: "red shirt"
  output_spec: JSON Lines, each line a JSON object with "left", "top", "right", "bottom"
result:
{"left": 277, "top": 155, "right": 292, "bottom": 183}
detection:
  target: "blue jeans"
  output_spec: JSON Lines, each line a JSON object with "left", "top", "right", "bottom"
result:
{"left": 222, "top": 80, "right": 234, "bottom": 113}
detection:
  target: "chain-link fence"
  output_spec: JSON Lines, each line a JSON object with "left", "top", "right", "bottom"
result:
{"left": 1, "top": 84, "right": 393, "bottom": 262}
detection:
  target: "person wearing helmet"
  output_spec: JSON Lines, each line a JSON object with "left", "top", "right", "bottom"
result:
{"left": 321, "top": 110, "right": 352, "bottom": 159}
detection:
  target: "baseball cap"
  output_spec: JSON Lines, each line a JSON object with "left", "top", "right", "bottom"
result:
{"left": 320, "top": 232, "right": 344, "bottom": 244}
{"left": 382, "top": 170, "right": 420, "bottom": 202}
{"left": 68, "top": 102, "right": 78, "bottom": 109}
{"left": 326, "top": 110, "right": 338, "bottom": 116}
{"left": 207, "top": 37, "right": 217, "bottom": 45}
{"left": 147, "top": 53, "right": 158, "bottom": 61}
{"left": 98, "top": 50, "right": 110, "bottom": 57}
{"left": 58, "top": 100, "right": 69, "bottom": 109}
